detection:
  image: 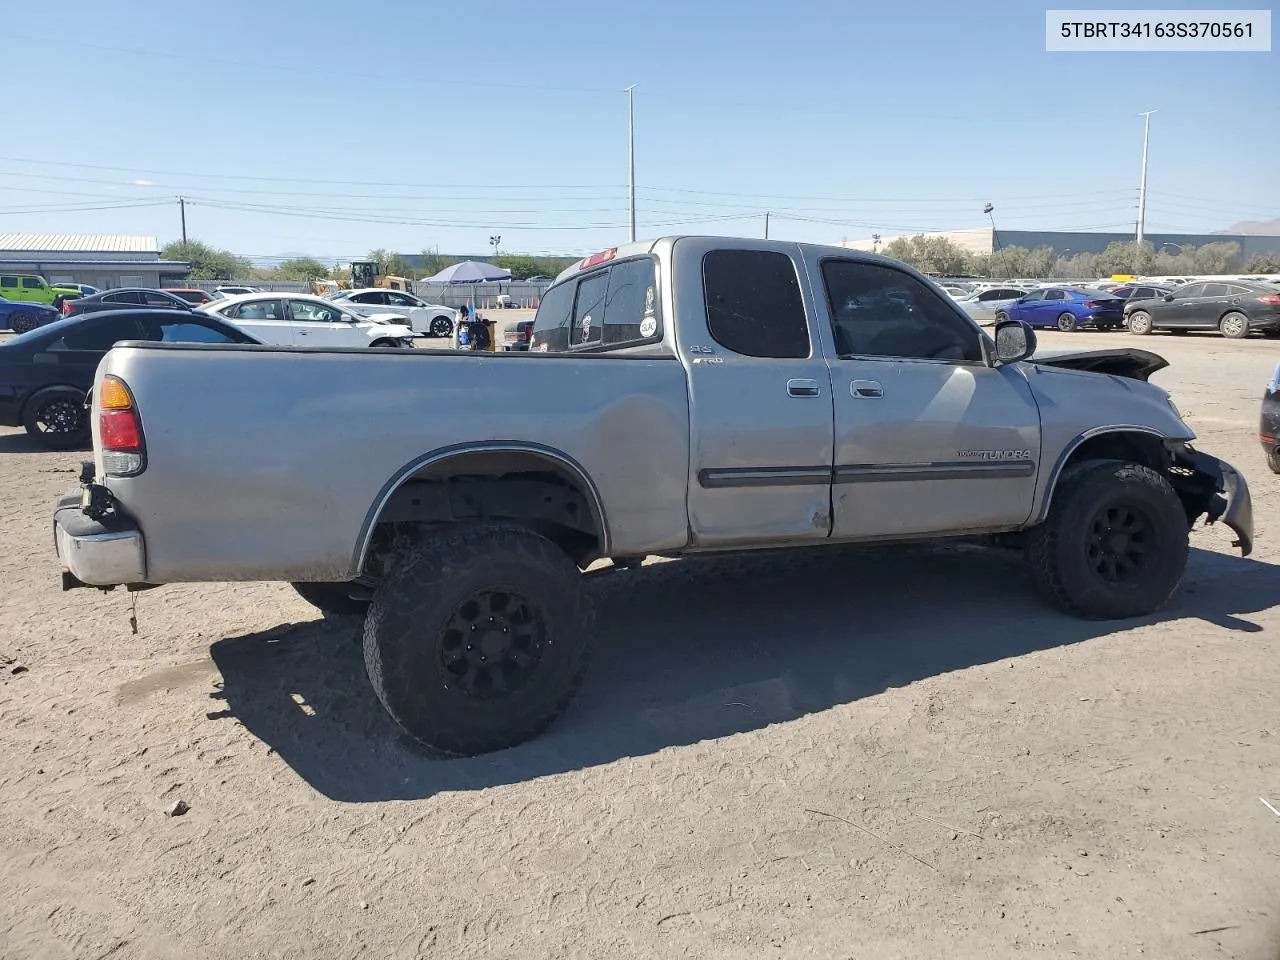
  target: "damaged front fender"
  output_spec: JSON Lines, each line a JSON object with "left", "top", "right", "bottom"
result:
{"left": 1168, "top": 445, "right": 1254, "bottom": 556}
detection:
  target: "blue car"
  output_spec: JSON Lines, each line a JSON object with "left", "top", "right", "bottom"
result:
{"left": 997, "top": 287, "right": 1125, "bottom": 332}
{"left": 0, "top": 296, "right": 61, "bottom": 335}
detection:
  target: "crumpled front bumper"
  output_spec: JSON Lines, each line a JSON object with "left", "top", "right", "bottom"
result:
{"left": 1174, "top": 448, "right": 1254, "bottom": 556}
{"left": 52, "top": 489, "right": 147, "bottom": 589}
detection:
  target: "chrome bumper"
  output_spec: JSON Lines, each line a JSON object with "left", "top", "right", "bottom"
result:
{"left": 53, "top": 491, "right": 146, "bottom": 588}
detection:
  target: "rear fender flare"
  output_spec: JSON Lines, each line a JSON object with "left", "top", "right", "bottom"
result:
{"left": 351, "top": 441, "right": 610, "bottom": 576}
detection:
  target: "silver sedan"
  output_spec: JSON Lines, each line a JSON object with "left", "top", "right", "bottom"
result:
{"left": 956, "top": 286, "right": 1030, "bottom": 325}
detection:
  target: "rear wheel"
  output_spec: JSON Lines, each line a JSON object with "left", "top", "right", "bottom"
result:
{"left": 1056, "top": 312, "right": 1078, "bottom": 332}
{"left": 1268, "top": 447, "right": 1280, "bottom": 475}
{"left": 22, "top": 387, "right": 89, "bottom": 449}
{"left": 363, "top": 522, "right": 592, "bottom": 756}
{"left": 429, "top": 315, "right": 454, "bottom": 338}
{"left": 9, "top": 311, "right": 39, "bottom": 335}
{"left": 1127, "top": 310, "right": 1153, "bottom": 335}
{"left": 1026, "top": 460, "right": 1189, "bottom": 620}
{"left": 1219, "top": 311, "right": 1249, "bottom": 339}
{"left": 370, "top": 338, "right": 408, "bottom": 348}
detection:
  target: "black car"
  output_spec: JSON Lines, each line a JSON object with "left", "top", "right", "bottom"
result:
{"left": 1124, "top": 280, "right": 1280, "bottom": 338}
{"left": 0, "top": 309, "right": 259, "bottom": 449}
{"left": 62, "top": 287, "right": 197, "bottom": 318}
{"left": 1109, "top": 282, "right": 1173, "bottom": 302}
{"left": 1263, "top": 362, "right": 1280, "bottom": 474}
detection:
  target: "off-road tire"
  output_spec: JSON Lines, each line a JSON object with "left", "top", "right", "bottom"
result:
{"left": 363, "top": 522, "right": 592, "bottom": 756}
{"left": 292, "top": 581, "right": 370, "bottom": 617}
{"left": 1026, "top": 459, "right": 1189, "bottom": 620}
{"left": 1127, "top": 310, "right": 1153, "bottom": 335}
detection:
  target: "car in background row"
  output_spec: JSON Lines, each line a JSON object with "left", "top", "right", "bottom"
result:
{"left": 0, "top": 309, "right": 260, "bottom": 449}
{"left": 997, "top": 287, "right": 1125, "bottom": 331}
{"left": 330, "top": 288, "right": 455, "bottom": 337}
{"left": 55, "top": 283, "right": 100, "bottom": 298}
{"left": 163, "top": 288, "right": 217, "bottom": 305}
{"left": 63, "top": 288, "right": 197, "bottom": 317}
{"left": 1107, "top": 282, "right": 1174, "bottom": 303}
{"left": 954, "top": 286, "right": 1028, "bottom": 325}
{"left": 1125, "top": 281, "right": 1280, "bottom": 338}
{"left": 502, "top": 319, "right": 534, "bottom": 351}
{"left": 202, "top": 293, "right": 416, "bottom": 348}
{"left": 0, "top": 274, "right": 84, "bottom": 310}
{"left": 214, "top": 285, "right": 259, "bottom": 297}
{"left": 1262, "top": 362, "right": 1280, "bottom": 474}
{"left": 0, "top": 295, "right": 61, "bottom": 334}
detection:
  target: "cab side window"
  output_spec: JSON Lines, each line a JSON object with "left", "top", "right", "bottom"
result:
{"left": 822, "top": 260, "right": 981, "bottom": 363}
{"left": 703, "top": 250, "right": 809, "bottom": 358}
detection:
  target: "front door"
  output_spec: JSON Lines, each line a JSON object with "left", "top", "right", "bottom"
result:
{"left": 285, "top": 299, "right": 356, "bottom": 346}
{"left": 1163, "top": 283, "right": 1207, "bottom": 328}
{"left": 679, "top": 241, "right": 835, "bottom": 547}
{"left": 816, "top": 258, "right": 1041, "bottom": 539}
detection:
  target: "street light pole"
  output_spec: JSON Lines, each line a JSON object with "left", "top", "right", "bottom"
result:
{"left": 1136, "top": 110, "right": 1156, "bottom": 267}
{"left": 625, "top": 84, "right": 637, "bottom": 243}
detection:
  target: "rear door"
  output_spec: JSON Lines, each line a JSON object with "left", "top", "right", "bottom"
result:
{"left": 224, "top": 299, "right": 294, "bottom": 344}
{"left": 678, "top": 240, "right": 835, "bottom": 548}
{"left": 817, "top": 257, "right": 1040, "bottom": 539}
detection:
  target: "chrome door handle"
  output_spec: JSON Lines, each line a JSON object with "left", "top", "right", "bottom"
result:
{"left": 787, "top": 378, "right": 821, "bottom": 398}
{"left": 851, "top": 380, "right": 883, "bottom": 398}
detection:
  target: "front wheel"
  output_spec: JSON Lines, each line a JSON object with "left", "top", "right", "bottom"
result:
{"left": 1025, "top": 460, "right": 1189, "bottom": 620}
{"left": 9, "top": 311, "right": 39, "bottom": 335}
{"left": 1219, "top": 311, "right": 1249, "bottom": 339}
{"left": 1127, "top": 310, "right": 1153, "bottom": 335}
{"left": 1056, "top": 312, "right": 1078, "bottom": 332}
{"left": 1268, "top": 446, "right": 1280, "bottom": 475}
{"left": 22, "top": 387, "right": 89, "bottom": 449}
{"left": 363, "top": 523, "right": 592, "bottom": 756}
{"left": 429, "top": 315, "right": 454, "bottom": 338}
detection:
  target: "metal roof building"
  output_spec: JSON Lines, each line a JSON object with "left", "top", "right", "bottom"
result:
{"left": 0, "top": 234, "right": 190, "bottom": 289}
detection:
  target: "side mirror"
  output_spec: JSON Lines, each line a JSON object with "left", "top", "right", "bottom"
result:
{"left": 994, "top": 319, "right": 1036, "bottom": 364}
{"left": 1163, "top": 294, "right": 1175, "bottom": 301}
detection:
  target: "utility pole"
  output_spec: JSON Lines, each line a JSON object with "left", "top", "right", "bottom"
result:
{"left": 625, "top": 84, "right": 637, "bottom": 243}
{"left": 764, "top": 211, "right": 770, "bottom": 239}
{"left": 179, "top": 197, "right": 187, "bottom": 244}
{"left": 1136, "top": 110, "right": 1156, "bottom": 271}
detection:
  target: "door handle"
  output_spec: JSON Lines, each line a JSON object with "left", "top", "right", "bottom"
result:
{"left": 787, "top": 378, "right": 821, "bottom": 398}
{"left": 850, "top": 380, "right": 883, "bottom": 398}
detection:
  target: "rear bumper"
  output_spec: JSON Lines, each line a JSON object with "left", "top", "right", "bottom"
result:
{"left": 52, "top": 490, "right": 147, "bottom": 588}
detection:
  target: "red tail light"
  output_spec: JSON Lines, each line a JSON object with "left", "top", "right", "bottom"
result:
{"left": 519, "top": 325, "right": 532, "bottom": 341}
{"left": 61, "top": 300, "right": 73, "bottom": 315}
{"left": 98, "top": 375, "right": 145, "bottom": 476}
{"left": 1257, "top": 294, "right": 1280, "bottom": 305}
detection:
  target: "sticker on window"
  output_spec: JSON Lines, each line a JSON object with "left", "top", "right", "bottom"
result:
{"left": 640, "top": 315, "right": 657, "bottom": 338}
{"left": 581, "top": 314, "right": 592, "bottom": 339}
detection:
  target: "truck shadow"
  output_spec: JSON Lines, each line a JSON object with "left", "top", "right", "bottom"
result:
{"left": 206, "top": 543, "right": 1280, "bottom": 802}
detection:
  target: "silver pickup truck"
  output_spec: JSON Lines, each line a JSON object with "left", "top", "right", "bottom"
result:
{"left": 53, "top": 237, "right": 1253, "bottom": 756}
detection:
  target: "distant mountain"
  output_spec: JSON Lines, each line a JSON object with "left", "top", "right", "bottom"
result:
{"left": 1215, "top": 216, "right": 1280, "bottom": 236}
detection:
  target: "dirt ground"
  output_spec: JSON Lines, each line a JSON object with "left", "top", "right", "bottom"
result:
{"left": 2, "top": 330, "right": 1278, "bottom": 960}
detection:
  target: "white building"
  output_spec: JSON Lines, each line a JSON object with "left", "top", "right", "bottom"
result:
{"left": 0, "top": 234, "right": 190, "bottom": 290}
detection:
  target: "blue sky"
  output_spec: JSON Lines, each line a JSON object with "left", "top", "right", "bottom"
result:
{"left": 5, "top": 0, "right": 1276, "bottom": 260}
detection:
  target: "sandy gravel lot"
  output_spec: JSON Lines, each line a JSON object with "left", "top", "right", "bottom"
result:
{"left": 2, "top": 330, "right": 1278, "bottom": 959}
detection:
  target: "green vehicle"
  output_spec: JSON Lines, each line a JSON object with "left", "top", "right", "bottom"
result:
{"left": 0, "top": 274, "right": 83, "bottom": 309}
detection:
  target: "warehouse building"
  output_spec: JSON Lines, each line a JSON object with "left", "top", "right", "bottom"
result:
{"left": 841, "top": 227, "right": 1280, "bottom": 259}
{"left": 0, "top": 234, "right": 190, "bottom": 290}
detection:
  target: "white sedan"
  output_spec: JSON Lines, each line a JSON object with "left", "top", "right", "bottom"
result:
{"left": 201, "top": 293, "right": 416, "bottom": 348}
{"left": 330, "top": 288, "right": 455, "bottom": 338}
{"left": 955, "top": 286, "right": 1030, "bottom": 325}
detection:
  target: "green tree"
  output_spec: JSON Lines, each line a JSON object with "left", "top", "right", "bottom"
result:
{"left": 494, "top": 255, "right": 541, "bottom": 280}
{"left": 275, "top": 257, "right": 333, "bottom": 281}
{"left": 881, "top": 235, "right": 980, "bottom": 276}
{"left": 162, "top": 240, "right": 252, "bottom": 281}
{"left": 1245, "top": 253, "right": 1280, "bottom": 273}
{"left": 365, "top": 248, "right": 413, "bottom": 278}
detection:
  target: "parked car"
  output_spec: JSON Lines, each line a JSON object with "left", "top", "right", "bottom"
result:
{"left": 63, "top": 288, "right": 197, "bottom": 317}
{"left": 51, "top": 237, "right": 1251, "bottom": 757}
{"left": 55, "top": 283, "right": 100, "bottom": 297}
{"left": 0, "top": 274, "right": 83, "bottom": 309}
{"left": 502, "top": 319, "right": 534, "bottom": 351}
{"left": 1262, "top": 362, "right": 1280, "bottom": 474}
{"left": 999, "top": 287, "right": 1125, "bottom": 332}
{"left": 330, "top": 288, "right": 455, "bottom": 337}
{"left": 955, "top": 286, "right": 1029, "bottom": 325}
{"left": 163, "top": 288, "right": 215, "bottom": 305}
{"left": 1124, "top": 281, "right": 1280, "bottom": 338}
{"left": 0, "top": 295, "right": 60, "bottom": 334}
{"left": 214, "top": 285, "right": 259, "bottom": 297}
{"left": 1108, "top": 283, "right": 1174, "bottom": 303}
{"left": 0, "top": 309, "right": 259, "bottom": 449}
{"left": 202, "top": 293, "right": 416, "bottom": 347}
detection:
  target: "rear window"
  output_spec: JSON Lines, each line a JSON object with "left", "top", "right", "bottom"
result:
{"left": 569, "top": 272, "right": 608, "bottom": 347}
{"left": 530, "top": 257, "right": 661, "bottom": 353}
{"left": 140, "top": 319, "right": 249, "bottom": 344}
{"left": 58, "top": 315, "right": 141, "bottom": 351}
{"left": 529, "top": 281, "right": 575, "bottom": 352}
{"left": 702, "top": 250, "right": 808, "bottom": 358}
